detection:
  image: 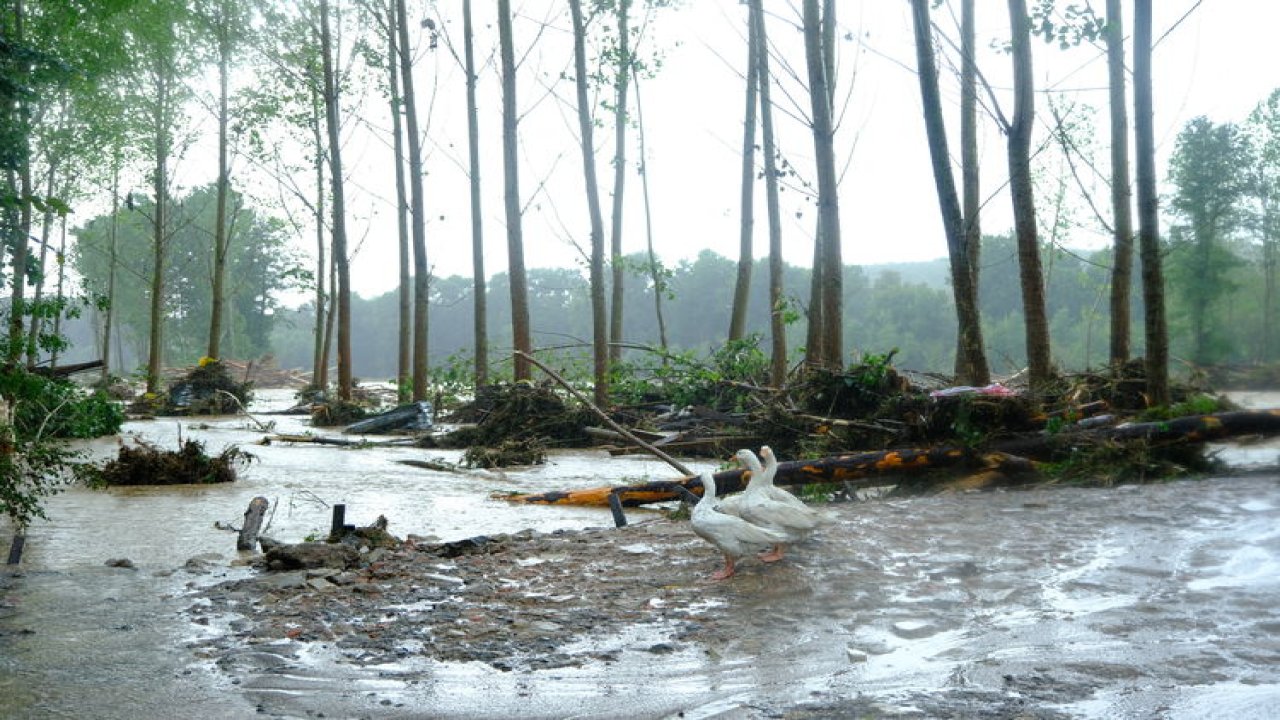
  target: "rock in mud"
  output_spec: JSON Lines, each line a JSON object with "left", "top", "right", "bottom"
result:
{"left": 264, "top": 541, "right": 361, "bottom": 571}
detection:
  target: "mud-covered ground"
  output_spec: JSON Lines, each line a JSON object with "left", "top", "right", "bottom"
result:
{"left": 185, "top": 473, "right": 1280, "bottom": 720}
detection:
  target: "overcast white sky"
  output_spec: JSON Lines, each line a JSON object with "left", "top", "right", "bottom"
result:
{"left": 230, "top": 0, "right": 1280, "bottom": 299}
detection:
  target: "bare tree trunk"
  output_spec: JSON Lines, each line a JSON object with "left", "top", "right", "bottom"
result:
{"left": 463, "top": 0, "right": 487, "bottom": 385}
{"left": 728, "top": 5, "right": 759, "bottom": 343}
{"left": 803, "top": 0, "right": 843, "bottom": 368}
{"left": 569, "top": 0, "right": 610, "bottom": 405}
{"left": 49, "top": 215, "right": 66, "bottom": 367}
{"left": 385, "top": 3, "right": 411, "bottom": 403}
{"left": 145, "top": 62, "right": 171, "bottom": 396}
{"left": 101, "top": 158, "right": 121, "bottom": 385}
{"left": 1106, "top": 0, "right": 1134, "bottom": 368}
{"left": 393, "top": 0, "right": 429, "bottom": 401}
{"left": 208, "top": 8, "right": 232, "bottom": 361}
{"left": 309, "top": 80, "right": 328, "bottom": 390}
{"left": 319, "top": 0, "right": 353, "bottom": 400}
{"left": 7, "top": 0, "right": 29, "bottom": 363}
{"left": 25, "top": 164, "right": 55, "bottom": 367}
{"left": 607, "top": 0, "right": 631, "bottom": 363}
{"left": 958, "top": 0, "right": 983, "bottom": 379}
{"left": 750, "top": 0, "right": 786, "bottom": 386}
{"left": 633, "top": 76, "right": 667, "bottom": 351}
{"left": 1133, "top": 0, "right": 1168, "bottom": 405}
{"left": 498, "top": 0, "right": 531, "bottom": 381}
{"left": 910, "top": 0, "right": 989, "bottom": 386}
{"left": 1006, "top": 0, "right": 1052, "bottom": 393}
{"left": 805, "top": 220, "right": 824, "bottom": 366}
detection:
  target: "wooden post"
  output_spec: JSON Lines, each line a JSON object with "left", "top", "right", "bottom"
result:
{"left": 330, "top": 503, "right": 346, "bottom": 538}
{"left": 6, "top": 534, "right": 24, "bottom": 565}
{"left": 237, "top": 496, "right": 270, "bottom": 551}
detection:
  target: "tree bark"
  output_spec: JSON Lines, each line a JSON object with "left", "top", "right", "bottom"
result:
{"left": 319, "top": 0, "right": 353, "bottom": 400}
{"left": 728, "top": 4, "right": 758, "bottom": 343}
{"left": 393, "top": 0, "right": 429, "bottom": 401}
{"left": 146, "top": 57, "right": 171, "bottom": 396}
{"left": 309, "top": 77, "right": 328, "bottom": 390}
{"left": 751, "top": 0, "right": 786, "bottom": 387}
{"left": 959, "top": 0, "right": 984, "bottom": 381}
{"left": 385, "top": 4, "right": 412, "bottom": 404}
{"left": 462, "top": 0, "right": 487, "bottom": 385}
{"left": 101, "top": 157, "right": 120, "bottom": 384}
{"left": 1106, "top": 0, "right": 1134, "bottom": 367}
{"left": 569, "top": 0, "right": 610, "bottom": 406}
{"left": 1006, "top": 0, "right": 1053, "bottom": 394}
{"left": 803, "top": 0, "right": 843, "bottom": 368}
{"left": 910, "top": 0, "right": 989, "bottom": 387}
{"left": 607, "top": 0, "right": 631, "bottom": 363}
{"left": 1133, "top": 0, "right": 1169, "bottom": 405}
{"left": 498, "top": 0, "right": 532, "bottom": 381}
{"left": 208, "top": 3, "right": 232, "bottom": 361}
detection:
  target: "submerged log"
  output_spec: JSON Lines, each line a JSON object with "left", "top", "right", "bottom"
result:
{"left": 505, "top": 447, "right": 1033, "bottom": 508}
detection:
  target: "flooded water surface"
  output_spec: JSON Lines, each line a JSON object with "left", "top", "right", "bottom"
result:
{"left": 3, "top": 390, "right": 1280, "bottom": 718}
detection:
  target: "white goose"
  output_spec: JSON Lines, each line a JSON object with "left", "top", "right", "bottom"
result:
{"left": 731, "top": 445, "right": 831, "bottom": 562}
{"left": 684, "top": 472, "right": 789, "bottom": 581}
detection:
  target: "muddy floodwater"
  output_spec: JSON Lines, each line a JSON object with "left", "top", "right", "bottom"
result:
{"left": 3, "top": 390, "right": 1280, "bottom": 719}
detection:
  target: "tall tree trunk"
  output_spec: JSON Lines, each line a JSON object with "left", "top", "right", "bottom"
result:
{"left": 386, "top": 3, "right": 411, "bottom": 403}
{"left": 751, "top": 0, "right": 786, "bottom": 386}
{"left": 805, "top": 219, "right": 824, "bottom": 366}
{"left": 463, "top": 0, "right": 487, "bottom": 385}
{"left": 958, "top": 0, "right": 983, "bottom": 379}
{"left": 728, "top": 5, "right": 759, "bottom": 343}
{"left": 101, "top": 158, "right": 120, "bottom": 385}
{"left": 1006, "top": 0, "right": 1052, "bottom": 393}
{"left": 309, "top": 86, "right": 329, "bottom": 390}
{"left": 803, "top": 0, "right": 843, "bottom": 368}
{"left": 910, "top": 0, "right": 988, "bottom": 386}
{"left": 49, "top": 215, "right": 65, "bottom": 367}
{"left": 607, "top": 0, "right": 631, "bottom": 364}
{"left": 7, "top": 0, "right": 29, "bottom": 363}
{"left": 1106, "top": 0, "right": 1134, "bottom": 367}
{"left": 25, "top": 162, "right": 55, "bottom": 367}
{"left": 394, "top": 0, "right": 429, "bottom": 401}
{"left": 208, "top": 8, "right": 232, "bottom": 361}
{"left": 498, "top": 0, "right": 531, "bottom": 381}
{"left": 633, "top": 76, "right": 667, "bottom": 351}
{"left": 1133, "top": 0, "right": 1168, "bottom": 405}
{"left": 146, "top": 63, "right": 171, "bottom": 395}
{"left": 569, "top": 0, "right": 610, "bottom": 405}
{"left": 319, "top": 0, "right": 353, "bottom": 400}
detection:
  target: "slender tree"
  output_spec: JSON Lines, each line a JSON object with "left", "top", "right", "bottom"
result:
{"left": 1006, "top": 0, "right": 1052, "bottom": 392}
{"left": 382, "top": 1, "right": 412, "bottom": 403}
{"left": 569, "top": 0, "right": 609, "bottom": 404}
{"left": 633, "top": 75, "right": 668, "bottom": 351}
{"left": 462, "top": 0, "right": 487, "bottom": 385}
{"left": 910, "top": 0, "right": 988, "bottom": 385}
{"left": 959, "top": 0, "right": 983, "bottom": 378}
{"left": 498, "top": 0, "right": 531, "bottom": 381}
{"left": 1133, "top": 0, "right": 1168, "bottom": 404}
{"left": 1105, "top": 0, "right": 1134, "bottom": 367}
{"left": 392, "top": 0, "right": 429, "bottom": 400}
{"left": 318, "top": 0, "right": 353, "bottom": 400}
{"left": 802, "top": 0, "right": 843, "bottom": 367}
{"left": 607, "top": 0, "right": 632, "bottom": 363}
{"left": 728, "top": 3, "right": 759, "bottom": 342}
{"left": 750, "top": 0, "right": 786, "bottom": 386}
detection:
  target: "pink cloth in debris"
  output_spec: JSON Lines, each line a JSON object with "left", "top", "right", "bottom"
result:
{"left": 929, "top": 382, "right": 1018, "bottom": 398}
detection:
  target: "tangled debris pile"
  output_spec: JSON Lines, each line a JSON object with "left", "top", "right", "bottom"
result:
{"left": 442, "top": 383, "right": 595, "bottom": 467}
{"left": 86, "top": 438, "right": 254, "bottom": 486}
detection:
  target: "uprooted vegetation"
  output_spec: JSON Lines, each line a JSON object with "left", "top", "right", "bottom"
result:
{"left": 415, "top": 342, "right": 1243, "bottom": 486}
{"left": 85, "top": 437, "right": 255, "bottom": 486}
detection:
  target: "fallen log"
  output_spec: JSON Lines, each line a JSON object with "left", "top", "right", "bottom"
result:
{"left": 504, "top": 447, "right": 1034, "bottom": 508}
{"left": 993, "top": 409, "right": 1280, "bottom": 460}
{"left": 263, "top": 434, "right": 416, "bottom": 447}
{"left": 237, "top": 496, "right": 270, "bottom": 551}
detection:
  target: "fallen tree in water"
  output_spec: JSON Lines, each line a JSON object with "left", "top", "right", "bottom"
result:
{"left": 504, "top": 409, "right": 1280, "bottom": 508}
{"left": 505, "top": 446, "right": 1035, "bottom": 508}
